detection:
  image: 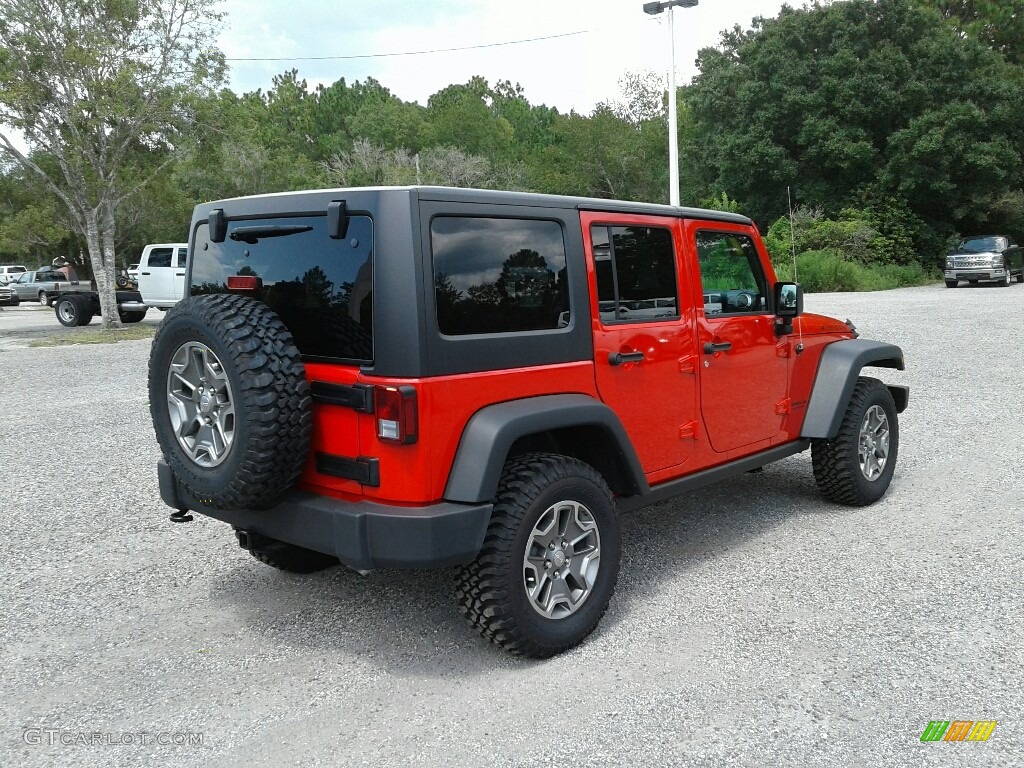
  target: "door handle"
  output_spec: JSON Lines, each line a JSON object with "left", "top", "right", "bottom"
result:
{"left": 703, "top": 341, "right": 732, "bottom": 354}
{"left": 609, "top": 351, "right": 645, "bottom": 366}
{"left": 141, "top": 272, "right": 151, "bottom": 276}
{"left": 175, "top": 272, "right": 185, "bottom": 276}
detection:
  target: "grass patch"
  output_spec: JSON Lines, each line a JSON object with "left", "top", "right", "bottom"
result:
{"left": 29, "top": 325, "right": 156, "bottom": 347}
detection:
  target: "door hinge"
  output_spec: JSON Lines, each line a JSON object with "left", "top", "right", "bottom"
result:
{"left": 678, "top": 355, "right": 696, "bottom": 374}
{"left": 775, "top": 398, "right": 792, "bottom": 415}
{"left": 679, "top": 421, "right": 698, "bottom": 439}
{"left": 776, "top": 342, "right": 791, "bottom": 358}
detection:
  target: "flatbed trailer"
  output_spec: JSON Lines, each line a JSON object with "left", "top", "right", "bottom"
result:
{"left": 51, "top": 290, "right": 149, "bottom": 327}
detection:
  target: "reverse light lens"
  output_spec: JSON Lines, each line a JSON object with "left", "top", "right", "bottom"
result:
{"left": 375, "top": 386, "right": 418, "bottom": 444}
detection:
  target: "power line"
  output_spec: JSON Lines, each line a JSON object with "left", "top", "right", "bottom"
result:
{"left": 225, "top": 29, "right": 591, "bottom": 62}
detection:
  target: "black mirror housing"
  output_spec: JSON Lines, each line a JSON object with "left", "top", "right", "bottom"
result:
{"left": 774, "top": 282, "right": 803, "bottom": 318}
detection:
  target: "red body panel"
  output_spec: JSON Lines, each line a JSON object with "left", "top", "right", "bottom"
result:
{"left": 300, "top": 216, "right": 853, "bottom": 507}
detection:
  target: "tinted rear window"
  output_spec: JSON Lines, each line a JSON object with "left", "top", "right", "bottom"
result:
{"left": 191, "top": 215, "right": 374, "bottom": 363}
{"left": 431, "top": 216, "right": 568, "bottom": 336}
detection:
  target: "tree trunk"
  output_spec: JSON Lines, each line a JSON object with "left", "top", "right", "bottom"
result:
{"left": 83, "top": 208, "right": 123, "bottom": 329}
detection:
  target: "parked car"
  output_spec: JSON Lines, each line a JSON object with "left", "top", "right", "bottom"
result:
{"left": 6, "top": 269, "right": 83, "bottom": 305}
{"left": 0, "top": 282, "right": 18, "bottom": 306}
{"left": 944, "top": 235, "right": 1024, "bottom": 287}
{"left": 127, "top": 263, "right": 139, "bottom": 282}
{"left": 151, "top": 186, "right": 909, "bottom": 658}
{"left": 0, "top": 265, "right": 27, "bottom": 284}
{"left": 136, "top": 244, "right": 187, "bottom": 309}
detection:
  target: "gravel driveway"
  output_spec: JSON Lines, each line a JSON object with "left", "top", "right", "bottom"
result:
{"left": 1, "top": 283, "right": 1021, "bottom": 767}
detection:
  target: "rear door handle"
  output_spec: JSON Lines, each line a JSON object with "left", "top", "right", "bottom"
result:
{"left": 141, "top": 272, "right": 151, "bottom": 276}
{"left": 609, "top": 351, "right": 645, "bottom": 366}
{"left": 703, "top": 341, "right": 732, "bottom": 354}
{"left": 175, "top": 272, "right": 185, "bottom": 276}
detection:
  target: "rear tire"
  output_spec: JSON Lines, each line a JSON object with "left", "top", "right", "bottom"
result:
{"left": 812, "top": 377, "right": 899, "bottom": 506}
{"left": 54, "top": 295, "right": 92, "bottom": 327}
{"left": 455, "top": 453, "right": 620, "bottom": 658}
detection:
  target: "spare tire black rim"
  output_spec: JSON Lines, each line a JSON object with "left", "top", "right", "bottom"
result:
{"left": 166, "top": 341, "right": 236, "bottom": 467}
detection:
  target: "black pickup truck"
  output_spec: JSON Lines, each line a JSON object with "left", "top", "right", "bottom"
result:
{"left": 944, "top": 235, "right": 1024, "bottom": 287}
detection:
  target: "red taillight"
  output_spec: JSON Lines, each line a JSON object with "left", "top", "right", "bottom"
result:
{"left": 226, "top": 275, "right": 262, "bottom": 292}
{"left": 374, "top": 386, "right": 418, "bottom": 444}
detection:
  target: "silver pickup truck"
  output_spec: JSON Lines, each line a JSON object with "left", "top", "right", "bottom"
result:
{"left": 5, "top": 269, "right": 90, "bottom": 306}
{"left": 945, "top": 235, "right": 1024, "bottom": 287}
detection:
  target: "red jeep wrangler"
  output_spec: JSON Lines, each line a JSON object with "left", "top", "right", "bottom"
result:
{"left": 150, "top": 187, "right": 908, "bottom": 657}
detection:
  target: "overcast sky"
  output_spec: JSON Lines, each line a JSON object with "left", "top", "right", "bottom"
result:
{"left": 216, "top": 0, "right": 792, "bottom": 112}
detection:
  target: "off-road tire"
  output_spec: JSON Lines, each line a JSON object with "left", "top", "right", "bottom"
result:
{"left": 119, "top": 310, "right": 147, "bottom": 323}
{"left": 238, "top": 532, "right": 339, "bottom": 573}
{"left": 812, "top": 377, "right": 899, "bottom": 506}
{"left": 944, "top": 280, "right": 957, "bottom": 288}
{"left": 55, "top": 295, "right": 92, "bottom": 327}
{"left": 149, "top": 294, "right": 312, "bottom": 510}
{"left": 455, "top": 453, "right": 621, "bottom": 658}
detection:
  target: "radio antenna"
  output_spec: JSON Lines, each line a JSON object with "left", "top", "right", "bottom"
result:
{"left": 787, "top": 186, "right": 804, "bottom": 353}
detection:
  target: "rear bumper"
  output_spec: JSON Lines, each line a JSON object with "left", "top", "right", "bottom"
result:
{"left": 157, "top": 460, "right": 492, "bottom": 571}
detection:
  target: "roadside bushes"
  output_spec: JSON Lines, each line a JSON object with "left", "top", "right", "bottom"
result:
{"left": 763, "top": 204, "right": 935, "bottom": 291}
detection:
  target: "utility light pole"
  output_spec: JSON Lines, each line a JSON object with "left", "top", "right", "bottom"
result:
{"left": 643, "top": 0, "right": 698, "bottom": 207}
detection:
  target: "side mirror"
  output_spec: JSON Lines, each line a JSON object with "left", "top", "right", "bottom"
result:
{"left": 774, "top": 282, "right": 803, "bottom": 318}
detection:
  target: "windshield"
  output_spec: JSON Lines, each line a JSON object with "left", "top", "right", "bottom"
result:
{"left": 958, "top": 237, "right": 1004, "bottom": 253}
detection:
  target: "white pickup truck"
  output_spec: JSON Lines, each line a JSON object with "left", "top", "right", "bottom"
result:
{"left": 137, "top": 243, "right": 188, "bottom": 309}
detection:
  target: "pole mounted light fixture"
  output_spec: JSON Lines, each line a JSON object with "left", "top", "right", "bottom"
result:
{"left": 642, "top": 0, "right": 698, "bottom": 206}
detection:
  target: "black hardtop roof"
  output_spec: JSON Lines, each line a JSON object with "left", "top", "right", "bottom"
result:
{"left": 191, "top": 185, "right": 753, "bottom": 226}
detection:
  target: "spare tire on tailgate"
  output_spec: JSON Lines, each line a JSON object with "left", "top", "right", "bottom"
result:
{"left": 149, "top": 294, "right": 312, "bottom": 509}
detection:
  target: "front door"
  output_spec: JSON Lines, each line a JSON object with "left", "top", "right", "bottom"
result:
{"left": 688, "top": 223, "right": 788, "bottom": 454}
{"left": 583, "top": 212, "right": 699, "bottom": 475}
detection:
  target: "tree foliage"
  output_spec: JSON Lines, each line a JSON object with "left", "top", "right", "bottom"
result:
{"left": 0, "top": 0, "right": 224, "bottom": 326}
{"left": 688, "top": 0, "right": 1024, "bottom": 252}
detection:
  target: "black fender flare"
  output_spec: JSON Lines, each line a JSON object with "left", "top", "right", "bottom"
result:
{"left": 443, "top": 394, "right": 648, "bottom": 504}
{"left": 801, "top": 338, "right": 909, "bottom": 439}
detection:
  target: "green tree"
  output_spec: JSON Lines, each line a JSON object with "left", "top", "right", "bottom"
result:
{"left": 0, "top": 0, "right": 225, "bottom": 327}
{"left": 688, "top": 0, "right": 1024, "bottom": 251}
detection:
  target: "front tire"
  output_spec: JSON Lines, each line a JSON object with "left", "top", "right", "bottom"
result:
{"left": 812, "top": 377, "right": 899, "bottom": 506}
{"left": 455, "top": 453, "right": 620, "bottom": 658}
{"left": 944, "top": 280, "right": 957, "bottom": 288}
{"left": 1000, "top": 264, "right": 1012, "bottom": 287}
{"left": 37, "top": 291, "right": 48, "bottom": 306}
{"left": 119, "top": 310, "right": 147, "bottom": 323}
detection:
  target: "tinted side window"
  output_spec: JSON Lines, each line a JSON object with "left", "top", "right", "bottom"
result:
{"left": 147, "top": 248, "right": 173, "bottom": 268}
{"left": 432, "top": 216, "right": 568, "bottom": 336}
{"left": 176, "top": 248, "right": 188, "bottom": 268}
{"left": 696, "top": 231, "right": 768, "bottom": 315}
{"left": 591, "top": 225, "right": 678, "bottom": 323}
{"left": 191, "top": 216, "right": 374, "bottom": 363}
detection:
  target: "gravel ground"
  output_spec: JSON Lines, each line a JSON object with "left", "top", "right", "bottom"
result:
{"left": 1, "top": 282, "right": 1021, "bottom": 767}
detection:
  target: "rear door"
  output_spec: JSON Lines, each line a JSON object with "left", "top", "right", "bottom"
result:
{"left": 583, "top": 212, "right": 699, "bottom": 475}
{"left": 141, "top": 246, "right": 175, "bottom": 303}
{"left": 172, "top": 246, "right": 188, "bottom": 301}
{"left": 687, "top": 222, "right": 788, "bottom": 453}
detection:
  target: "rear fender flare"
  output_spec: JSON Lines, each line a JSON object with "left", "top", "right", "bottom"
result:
{"left": 443, "top": 394, "right": 647, "bottom": 504}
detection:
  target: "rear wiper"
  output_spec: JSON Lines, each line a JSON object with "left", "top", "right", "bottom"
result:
{"left": 229, "top": 225, "right": 312, "bottom": 244}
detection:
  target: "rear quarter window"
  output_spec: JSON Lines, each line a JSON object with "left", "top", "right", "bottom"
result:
{"left": 430, "top": 216, "right": 569, "bottom": 336}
